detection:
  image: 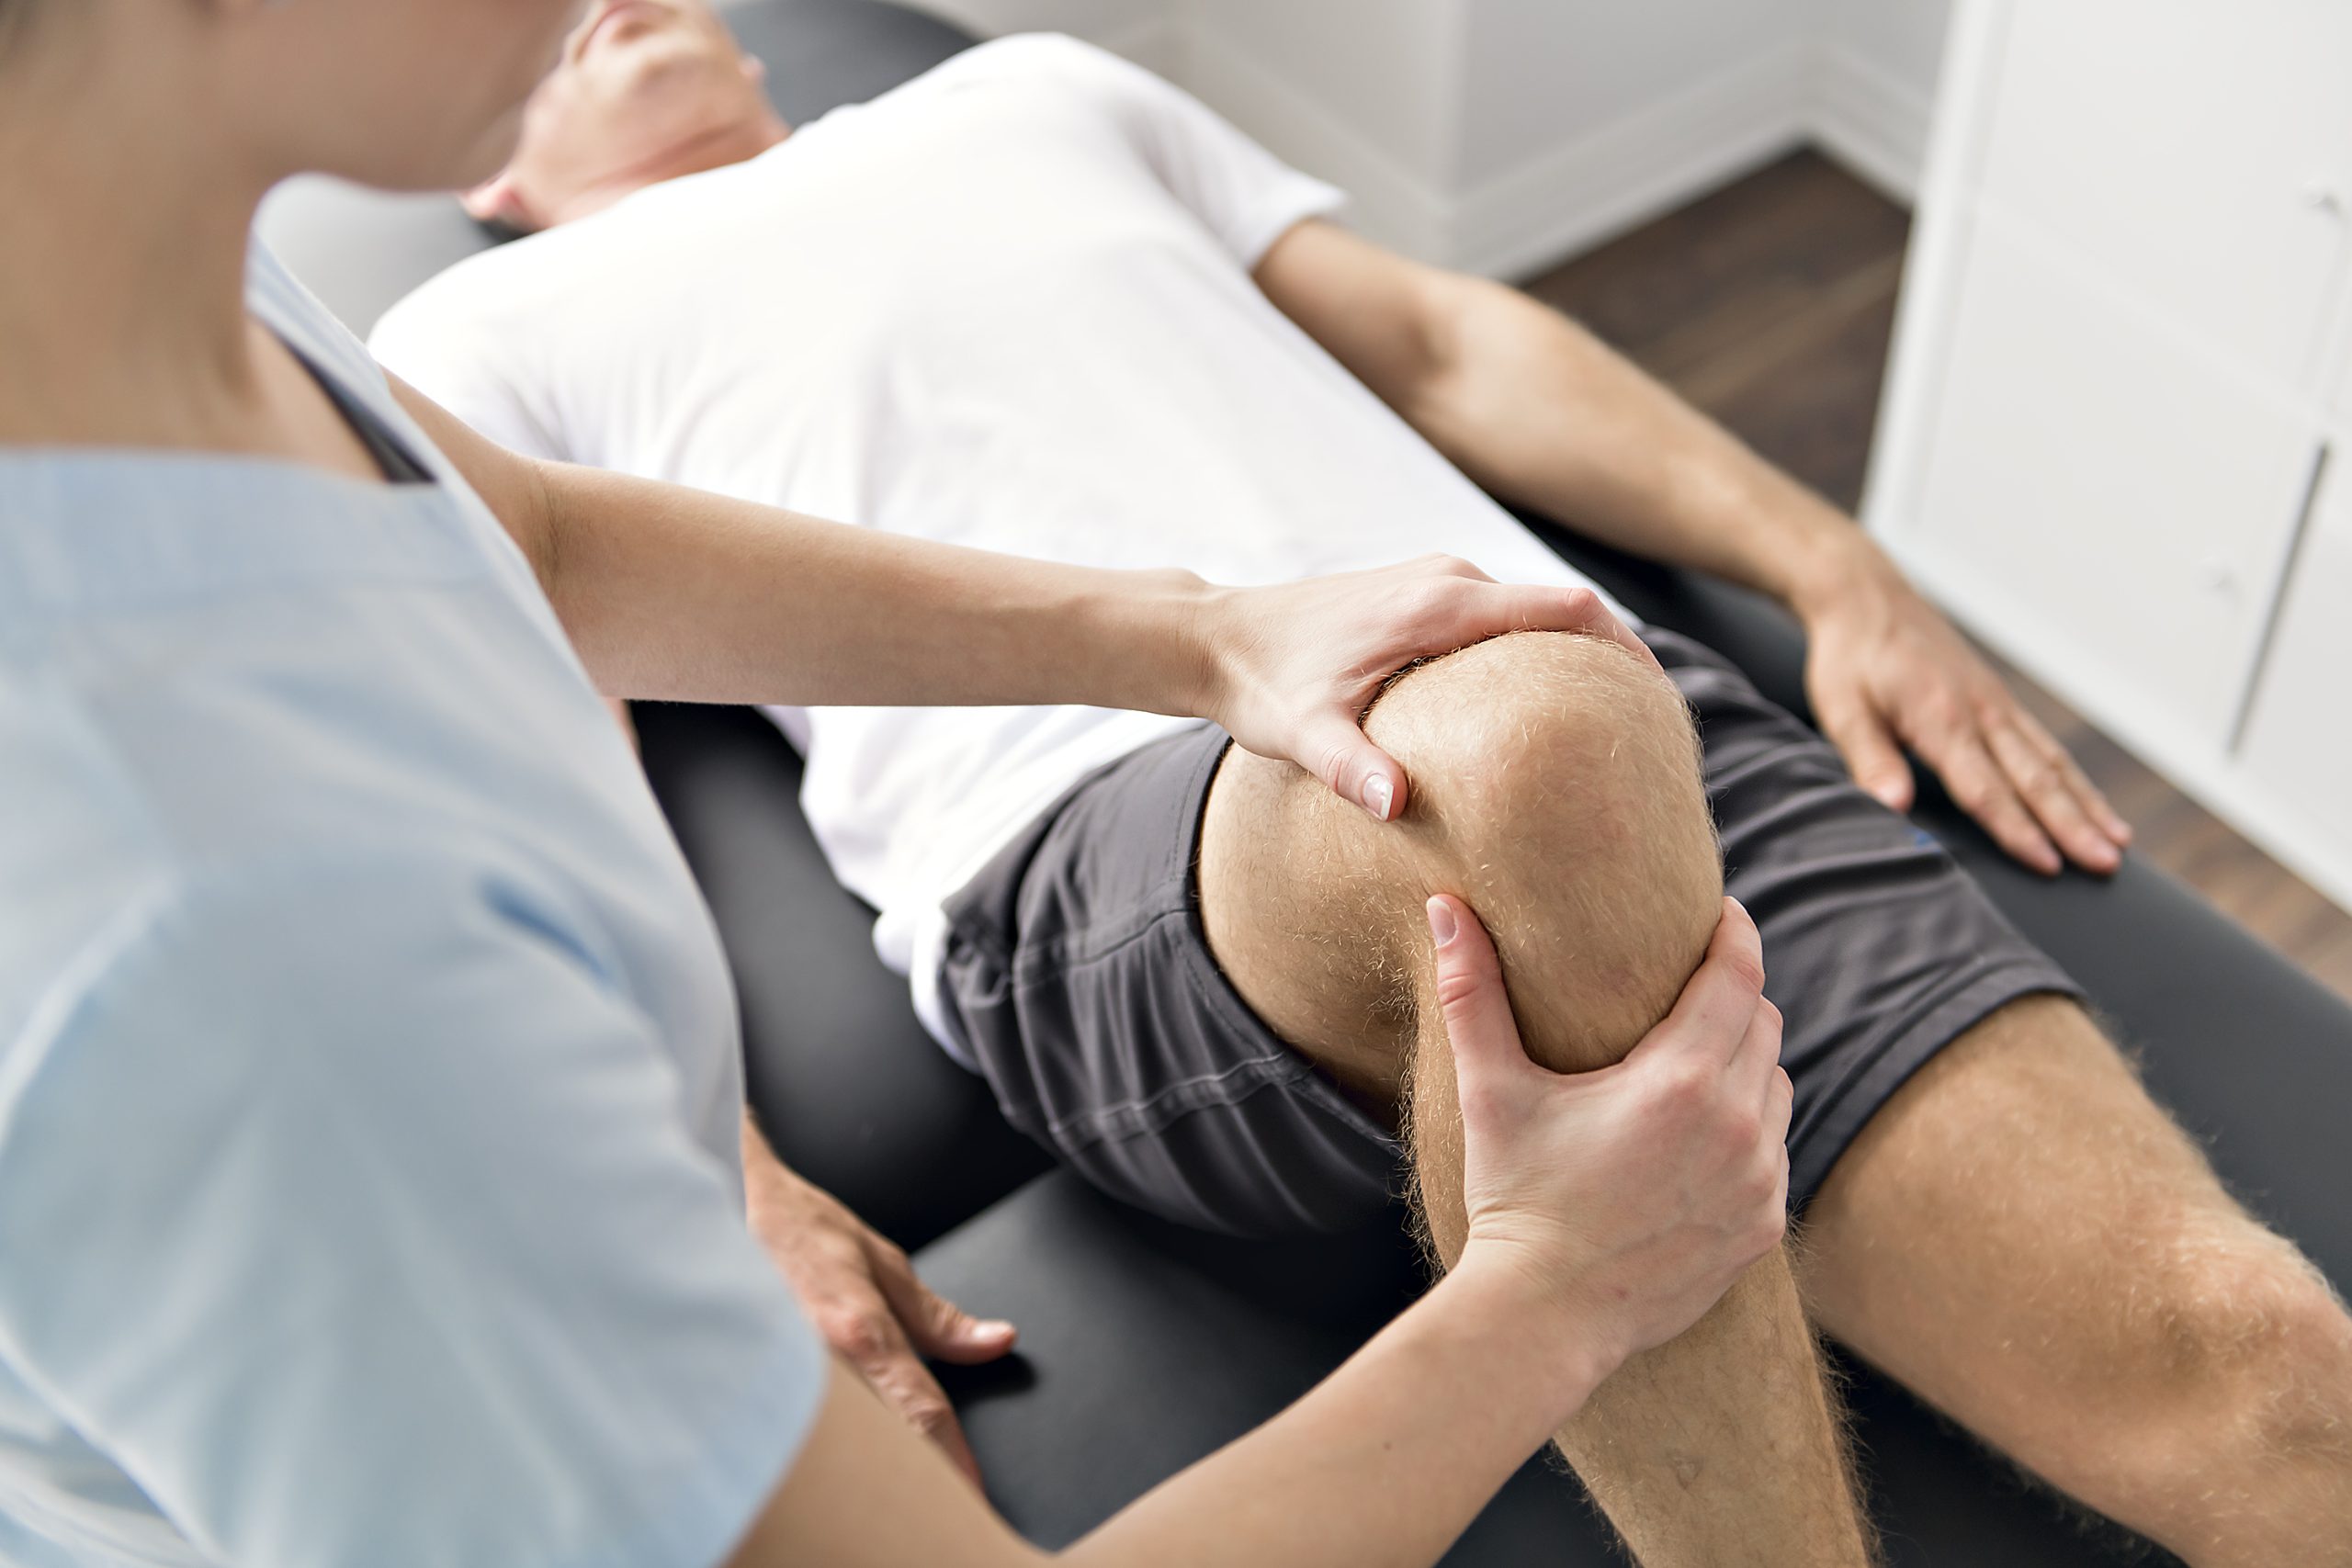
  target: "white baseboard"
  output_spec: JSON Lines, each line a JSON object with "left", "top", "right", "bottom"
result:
{"left": 1178, "top": 24, "right": 1455, "bottom": 262}
{"left": 1179, "top": 26, "right": 1930, "bottom": 278}
{"left": 1453, "top": 43, "right": 1815, "bottom": 280}
{"left": 922, "top": 8, "right": 1937, "bottom": 277}
{"left": 1811, "top": 42, "right": 1936, "bottom": 205}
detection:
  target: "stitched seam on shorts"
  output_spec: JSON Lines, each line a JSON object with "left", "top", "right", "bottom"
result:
{"left": 1041, "top": 1048, "right": 1313, "bottom": 1151}
{"left": 1796, "top": 954, "right": 2084, "bottom": 1172}
{"left": 940, "top": 728, "right": 1212, "bottom": 968}
{"left": 1712, "top": 738, "right": 1848, "bottom": 795}
{"left": 953, "top": 883, "right": 1174, "bottom": 976}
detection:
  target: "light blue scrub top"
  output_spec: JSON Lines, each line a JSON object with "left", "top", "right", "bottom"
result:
{"left": 0, "top": 247, "right": 828, "bottom": 1567}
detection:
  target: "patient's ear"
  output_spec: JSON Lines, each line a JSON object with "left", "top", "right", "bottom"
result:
{"left": 462, "top": 174, "right": 537, "bottom": 232}
{"left": 742, "top": 54, "right": 768, "bottom": 87}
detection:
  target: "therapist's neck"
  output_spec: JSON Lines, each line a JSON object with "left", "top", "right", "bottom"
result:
{"left": 0, "top": 29, "right": 278, "bottom": 451}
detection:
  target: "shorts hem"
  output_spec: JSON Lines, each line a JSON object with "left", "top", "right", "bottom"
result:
{"left": 1790, "top": 957, "right": 2086, "bottom": 1211}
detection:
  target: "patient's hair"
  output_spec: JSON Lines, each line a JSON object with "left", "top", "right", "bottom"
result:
{"left": 469, "top": 210, "right": 535, "bottom": 247}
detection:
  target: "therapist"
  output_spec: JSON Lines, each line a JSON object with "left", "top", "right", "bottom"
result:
{"left": 0, "top": 2, "right": 1793, "bottom": 1565}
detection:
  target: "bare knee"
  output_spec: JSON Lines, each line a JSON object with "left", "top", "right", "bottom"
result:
{"left": 1363, "top": 629, "right": 1723, "bottom": 1071}
{"left": 2152, "top": 1239, "right": 2352, "bottom": 1463}
{"left": 1201, "top": 629, "right": 1722, "bottom": 1095}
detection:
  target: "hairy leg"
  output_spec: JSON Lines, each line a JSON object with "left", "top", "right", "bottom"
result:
{"left": 1803, "top": 996, "right": 2352, "bottom": 1565}
{"left": 1202, "top": 631, "right": 1874, "bottom": 1566}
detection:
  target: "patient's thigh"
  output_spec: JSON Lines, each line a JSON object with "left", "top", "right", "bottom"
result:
{"left": 1197, "top": 740, "right": 1425, "bottom": 1111}
{"left": 1798, "top": 996, "right": 2323, "bottom": 1474}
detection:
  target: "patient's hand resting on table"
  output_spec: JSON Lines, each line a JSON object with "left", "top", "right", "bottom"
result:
{"left": 1795, "top": 543, "right": 2131, "bottom": 876}
{"left": 741, "top": 1115, "right": 1014, "bottom": 1487}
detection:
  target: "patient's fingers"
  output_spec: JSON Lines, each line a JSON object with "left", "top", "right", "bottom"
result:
{"left": 865, "top": 1238, "right": 1018, "bottom": 1366}
{"left": 1986, "top": 719, "right": 2120, "bottom": 874}
{"left": 1814, "top": 682, "right": 1916, "bottom": 814}
{"left": 1920, "top": 727, "right": 2061, "bottom": 875}
{"left": 816, "top": 1238, "right": 1009, "bottom": 1490}
{"left": 822, "top": 1285, "right": 984, "bottom": 1486}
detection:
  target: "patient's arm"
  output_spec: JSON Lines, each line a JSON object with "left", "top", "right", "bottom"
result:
{"left": 385, "top": 370, "right": 1645, "bottom": 824}
{"left": 1253, "top": 219, "right": 2131, "bottom": 875}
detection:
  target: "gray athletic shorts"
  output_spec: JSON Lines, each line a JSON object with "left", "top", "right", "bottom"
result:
{"left": 938, "top": 629, "right": 2086, "bottom": 1237}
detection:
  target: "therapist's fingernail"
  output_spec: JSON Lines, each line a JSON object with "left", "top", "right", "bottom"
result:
{"left": 1361, "top": 774, "right": 1394, "bottom": 821}
{"left": 1426, "top": 897, "right": 1459, "bottom": 948}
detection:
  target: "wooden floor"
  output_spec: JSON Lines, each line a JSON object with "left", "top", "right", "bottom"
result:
{"left": 1521, "top": 148, "right": 2352, "bottom": 1008}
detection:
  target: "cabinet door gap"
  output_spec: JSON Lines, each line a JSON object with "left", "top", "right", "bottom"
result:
{"left": 2230, "top": 440, "right": 2334, "bottom": 756}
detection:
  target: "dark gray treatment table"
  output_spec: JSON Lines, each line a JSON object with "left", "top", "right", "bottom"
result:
{"left": 263, "top": 5, "right": 2352, "bottom": 1560}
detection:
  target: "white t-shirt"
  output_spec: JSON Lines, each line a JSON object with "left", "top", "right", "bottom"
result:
{"left": 373, "top": 33, "right": 1621, "bottom": 1060}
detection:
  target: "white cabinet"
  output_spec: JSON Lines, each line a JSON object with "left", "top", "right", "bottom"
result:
{"left": 1870, "top": 0, "right": 2352, "bottom": 913}
{"left": 2239, "top": 466, "right": 2352, "bottom": 859}
{"left": 1913, "top": 218, "right": 2323, "bottom": 739}
{"left": 1977, "top": 3, "right": 2352, "bottom": 391}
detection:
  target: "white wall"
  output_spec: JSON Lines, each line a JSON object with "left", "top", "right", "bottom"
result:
{"left": 1812, "top": 0, "right": 1952, "bottom": 199}
{"left": 1819, "top": 0, "right": 1952, "bottom": 103}
{"left": 898, "top": 0, "right": 1953, "bottom": 274}
{"left": 1185, "top": 0, "right": 1461, "bottom": 185}
{"left": 906, "top": 0, "right": 1178, "bottom": 69}
{"left": 1456, "top": 1, "right": 1804, "bottom": 185}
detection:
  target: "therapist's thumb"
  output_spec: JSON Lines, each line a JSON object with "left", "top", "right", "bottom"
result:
{"left": 1305, "top": 713, "right": 1406, "bottom": 823}
{"left": 1427, "top": 895, "right": 1534, "bottom": 1099}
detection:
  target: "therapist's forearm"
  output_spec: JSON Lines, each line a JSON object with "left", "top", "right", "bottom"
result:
{"left": 1061, "top": 1257, "right": 1609, "bottom": 1567}
{"left": 755, "top": 1253, "right": 1612, "bottom": 1568}
{"left": 385, "top": 369, "right": 1213, "bottom": 715}
{"left": 537, "top": 459, "right": 1214, "bottom": 714}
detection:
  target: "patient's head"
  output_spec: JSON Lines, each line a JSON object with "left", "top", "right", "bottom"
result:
{"left": 467, "top": 0, "right": 789, "bottom": 233}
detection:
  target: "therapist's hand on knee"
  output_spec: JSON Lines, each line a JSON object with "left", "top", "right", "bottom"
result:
{"left": 1201, "top": 558, "right": 1652, "bottom": 824}
{"left": 1430, "top": 893, "right": 1792, "bottom": 1371}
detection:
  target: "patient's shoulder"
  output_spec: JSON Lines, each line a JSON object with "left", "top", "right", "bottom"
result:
{"left": 368, "top": 236, "right": 577, "bottom": 453}
{"left": 368, "top": 234, "right": 555, "bottom": 361}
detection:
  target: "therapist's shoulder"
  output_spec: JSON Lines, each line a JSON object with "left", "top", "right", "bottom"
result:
{"left": 2, "top": 803, "right": 612, "bottom": 1099}
{"left": 0, "top": 682, "right": 582, "bottom": 1058}
{"left": 0, "top": 693, "right": 183, "bottom": 1054}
